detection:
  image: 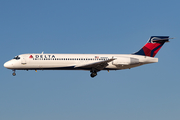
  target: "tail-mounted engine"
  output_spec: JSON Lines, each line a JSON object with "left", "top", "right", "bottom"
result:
{"left": 112, "top": 57, "right": 139, "bottom": 65}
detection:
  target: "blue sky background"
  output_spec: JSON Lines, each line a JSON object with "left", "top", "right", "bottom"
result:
{"left": 0, "top": 0, "right": 180, "bottom": 120}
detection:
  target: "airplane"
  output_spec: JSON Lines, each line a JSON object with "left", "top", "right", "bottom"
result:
{"left": 4, "top": 36, "right": 171, "bottom": 78}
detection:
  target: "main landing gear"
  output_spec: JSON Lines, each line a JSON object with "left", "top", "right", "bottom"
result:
{"left": 12, "top": 70, "right": 16, "bottom": 76}
{"left": 90, "top": 68, "right": 98, "bottom": 78}
{"left": 90, "top": 72, "right": 97, "bottom": 78}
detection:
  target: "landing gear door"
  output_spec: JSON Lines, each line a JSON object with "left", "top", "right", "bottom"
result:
{"left": 21, "top": 57, "right": 26, "bottom": 65}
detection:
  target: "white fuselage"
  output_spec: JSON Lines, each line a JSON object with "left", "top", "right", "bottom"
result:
{"left": 4, "top": 53, "right": 158, "bottom": 71}
{"left": 4, "top": 36, "right": 169, "bottom": 77}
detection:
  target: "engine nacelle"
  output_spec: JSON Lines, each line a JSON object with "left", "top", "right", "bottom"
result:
{"left": 112, "top": 57, "right": 139, "bottom": 65}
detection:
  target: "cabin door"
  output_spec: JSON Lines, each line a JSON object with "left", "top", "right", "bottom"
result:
{"left": 21, "top": 57, "right": 26, "bottom": 65}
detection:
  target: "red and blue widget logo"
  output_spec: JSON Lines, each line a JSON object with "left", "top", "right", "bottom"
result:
{"left": 134, "top": 36, "right": 169, "bottom": 57}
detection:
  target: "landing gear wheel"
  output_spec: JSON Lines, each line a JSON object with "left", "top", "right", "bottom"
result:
{"left": 12, "top": 72, "right": 16, "bottom": 76}
{"left": 90, "top": 72, "right": 97, "bottom": 78}
{"left": 90, "top": 68, "right": 98, "bottom": 78}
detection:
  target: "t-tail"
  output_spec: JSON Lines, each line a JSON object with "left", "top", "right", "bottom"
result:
{"left": 133, "top": 36, "right": 170, "bottom": 57}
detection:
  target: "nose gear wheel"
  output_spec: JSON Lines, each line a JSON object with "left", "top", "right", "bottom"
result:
{"left": 12, "top": 70, "right": 16, "bottom": 76}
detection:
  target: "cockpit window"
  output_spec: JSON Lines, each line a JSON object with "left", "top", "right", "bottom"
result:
{"left": 13, "top": 56, "right": 20, "bottom": 60}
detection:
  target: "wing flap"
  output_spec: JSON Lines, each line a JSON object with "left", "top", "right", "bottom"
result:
{"left": 74, "top": 58, "right": 115, "bottom": 71}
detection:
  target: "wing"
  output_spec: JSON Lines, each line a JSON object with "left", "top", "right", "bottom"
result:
{"left": 74, "top": 58, "right": 115, "bottom": 71}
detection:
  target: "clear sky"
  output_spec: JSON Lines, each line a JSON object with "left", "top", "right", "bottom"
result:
{"left": 0, "top": 0, "right": 180, "bottom": 120}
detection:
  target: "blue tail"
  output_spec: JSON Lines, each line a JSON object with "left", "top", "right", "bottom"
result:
{"left": 134, "top": 36, "right": 169, "bottom": 57}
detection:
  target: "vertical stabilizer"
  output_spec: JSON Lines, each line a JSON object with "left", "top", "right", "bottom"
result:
{"left": 133, "top": 36, "right": 169, "bottom": 57}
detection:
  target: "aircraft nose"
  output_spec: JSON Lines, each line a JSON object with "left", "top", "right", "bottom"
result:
{"left": 4, "top": 61, "right": 13, "bottom": 69}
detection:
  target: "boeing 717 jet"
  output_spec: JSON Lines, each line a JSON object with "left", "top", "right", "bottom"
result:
{"left": 4, "top": 36, "right": 171, "bottom": 78}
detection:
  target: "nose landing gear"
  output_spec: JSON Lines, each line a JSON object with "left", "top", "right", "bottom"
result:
{"left": 12, "top": 70, "right": 16, "bottom": 76}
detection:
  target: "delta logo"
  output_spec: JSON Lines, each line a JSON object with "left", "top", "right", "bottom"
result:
{"left": 29, "top": 55, "right": 33, "bottom": 58}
